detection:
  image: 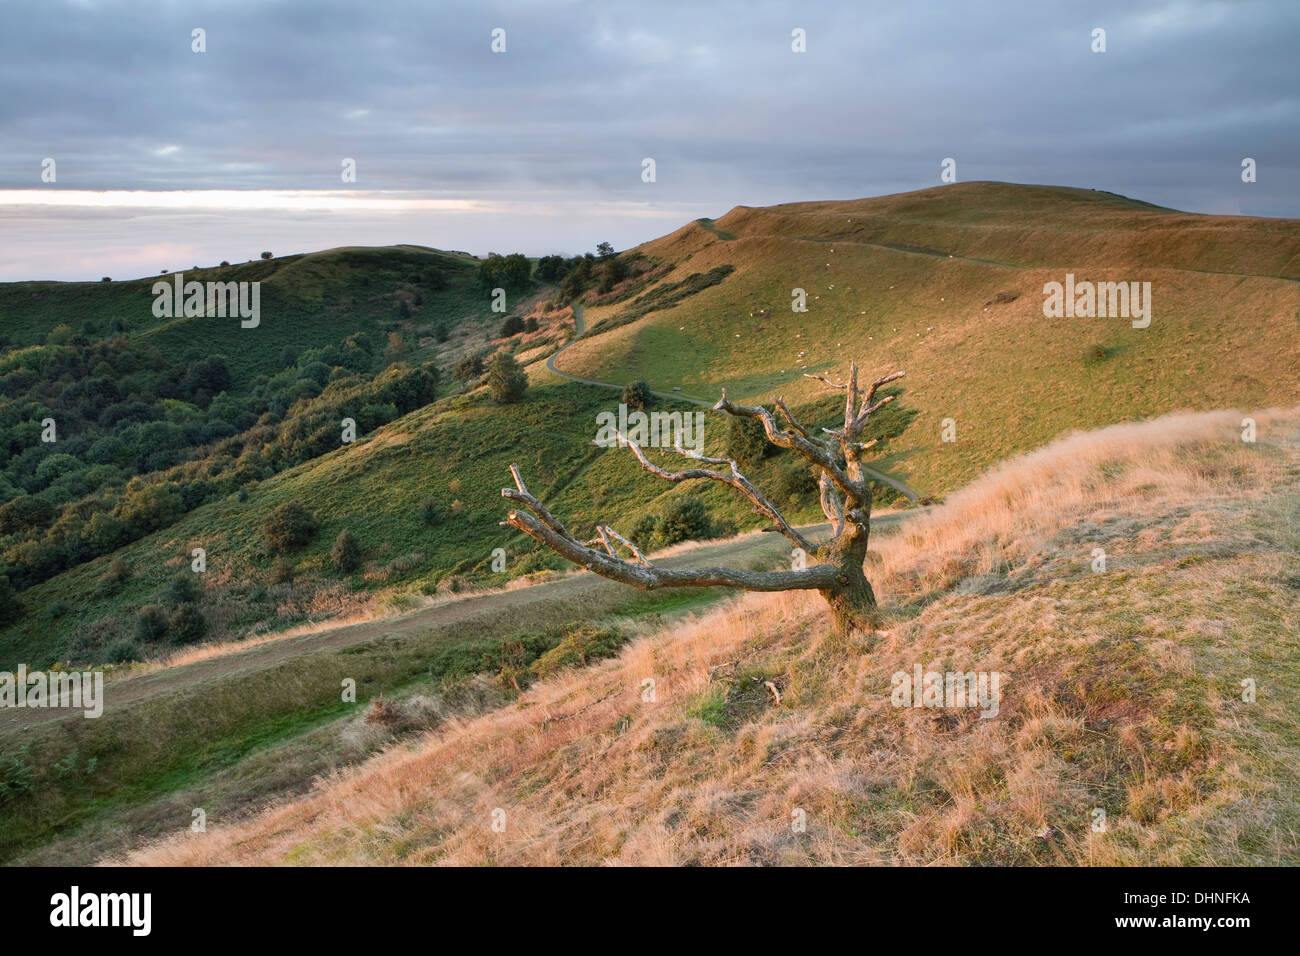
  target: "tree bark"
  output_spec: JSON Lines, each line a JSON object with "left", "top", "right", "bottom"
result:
{"left": 817, "top": 509, "right": 879, "bottom": 633}
{"left": 501, "top": 362, "right": 904, "bottom": 636}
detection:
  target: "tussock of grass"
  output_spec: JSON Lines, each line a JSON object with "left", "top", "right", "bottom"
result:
{"left": 124, "top": 407, "right": 1300, "bottom": 865}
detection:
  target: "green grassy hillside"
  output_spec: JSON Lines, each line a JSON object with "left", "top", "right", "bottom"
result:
{"left": 565, "top": 181, "right": 1300, "bottom": 495}
{"left": 0, "top": 245, "right": 487, "bottom": 385}
{"left": 3, "top": 182, "right": 1298, "bottom": 671}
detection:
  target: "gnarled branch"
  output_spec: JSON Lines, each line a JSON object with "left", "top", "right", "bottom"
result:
{"left": 498, "top": 361, "right": 908, "bottom": 634}
{"left": 818, "top": 472, "right": 844, "bottom": 537}
{"left": 613, "top": 433, "right": 815, "bottom": 554}
{"left": 714, "top": 391, "right": 862, "bottom": 502}
{"left": 503, "top": 494, "right": 840, "bottom": 593}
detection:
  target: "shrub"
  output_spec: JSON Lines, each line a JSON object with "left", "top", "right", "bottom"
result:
{"left": 0, "top": 748, "right": 34, "bottom": 804}
{"left": 115, "top": 483, "right": 184, "bottom": 537}
{"left": 499, "top": 315, "right": 525, "bottom": 337}
{"left": 103, "top": 639, "right": 140, "bottom": 664}
{"left": 0, "top": 576, "right": 22, "bottom": 626}
{"left": 100, "top": 276, "right": 111, "bottom": 283}
{"left": 83, "top": 512, "right": 126, "bottom": 553}
{"left": 726, "top": 415, "right": 772, "bottom": 469}
{"left": 134, "top": 604, "right": 169, "bottom": 643}
{"left": 657, "top": 496, "right": 714, "bottom": 546}
{"left": 0, "top": 495, "right": 57, "bottom": 535}
{"left": 768, "top": 458, "right": 819, "bottom": 509}
{"left": 93, "top": 556, "right": 130, "bottom": 596}
{"left": 417, "top": 497, "right": 441, "bottom": 526}
{"left": 529, "top": 625, "right": 627, "bottom": 680}
{"left": 260, "top": 251, "right": 273, "bottom": 260}
{"left": 621, "top": 380, "right": 652, "bottom": 411}
{"left": 485, "top": 351, "right": 527, "bottom": 404}
{"left": 452, "top": 354, "right": 484, "bottom": 383}
{"left": 169, "top": 603, "right": 208, "bottom": 644}
{"left": 628, "top": 513, "right": 657, "bottom": 546}
{"left": 523, "top": 316, "right": 539, "bottom": 333}
{"left": 478, "top": 252, "right": 531, "bottom": 291}
{"left": 105, "top": 556, "right": 131, "bottom": 582}
{"left": 331, "top": 529, "right": 362, "bottom": 573}
{"left": 161, "top": 573, "right": 201, "bottom": 606}
{"left": 262, "top": 500, "right": 318, "bottom": 552}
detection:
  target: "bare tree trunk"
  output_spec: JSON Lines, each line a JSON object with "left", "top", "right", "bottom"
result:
{"left": 819, "top": 512, "right": 879, "bottom": 633}
{"left": 501, "top": 362, "right": 905, "bottom": 636}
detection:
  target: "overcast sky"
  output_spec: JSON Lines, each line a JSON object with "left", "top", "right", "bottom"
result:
{"left": 2, "top": 0, "right": 1297, "bottom": 281}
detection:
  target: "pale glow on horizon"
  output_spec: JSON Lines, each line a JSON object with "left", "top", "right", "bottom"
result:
{"left": 0, "top": 190, "right": 485, "bottom": 212}
{"left": 0, "top": 190, "right": 718, "bottom": 281}
{"left": 0, "top": 190, "right": 696, "bottom": 219}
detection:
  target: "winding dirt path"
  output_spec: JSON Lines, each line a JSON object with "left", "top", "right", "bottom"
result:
{"left": 0, "top": 522, "right": 876, "bottom": 734}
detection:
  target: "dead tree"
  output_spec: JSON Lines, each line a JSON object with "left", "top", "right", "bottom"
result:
{"left": 501, "top": 363, "right": 905, "bottom": 634}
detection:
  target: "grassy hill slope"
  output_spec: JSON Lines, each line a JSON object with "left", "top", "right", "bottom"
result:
{"left": 562, "top": 181, "right": 1300, "bottom": 494}
{"left": 0, "top": 245, "right": 488, "bottom": 385}
{"left": 4, "top": 182, "right": 1298, "bottom": 670}
{"left": 125, "top": 407, "right": 1300, "bottom": 865}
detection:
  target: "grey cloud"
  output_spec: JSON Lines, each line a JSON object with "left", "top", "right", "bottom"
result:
{"left": 1, "top": 0, "right": 1296, "bottom": 278}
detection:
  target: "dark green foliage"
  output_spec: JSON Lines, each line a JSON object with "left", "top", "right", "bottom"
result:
{"left": 485, "top": 351, "right": 527, "bottom": 405}
{"left": 499, "top": 315, "right": 525, "bottom": 337}
{"left": 417, "top": 497, "right": 441, "bottom": 526}
{"left": 116, "top": 483, "right": 184, "bottom": 537}
{"left": 529, "top": 624, "right": 627, "bottom": 680}
{"left": 182, "top": 356, "right": 232, "bottom": 397}
{"left": 168, "top": 603, "right": 208, "bottom": 644}
{"left": 0, "top": 576, "right": 21, "bottom": 625}
{"left": 0, "top": 247, "right": 481, "bottom": 597}
{"left": 103, "top": 638, "right": 140, "bottom": 664}
{"left": 656, "top": 496, "right": 714, "bottom": 546}
{"left": 262, "top": 500, "right": 318, "bottom": 553}
{"left": 0, "top": 747, "right": 34, "bottom": 804}
{"left": 0, "top": 496, "right": 56, "bottom": 535}
{"left": 592, "top": 265, "right": 735, "bottom": 333}
{"left": 133, "top": 604, "right": 169, "bottom": 643}
{"left": 628, "top": 513, "right": 657, "bottom": 546}
{"left": 597, "top": 256, "right": 628, "bottom": 294}
{"left": 452, "top": 353, "right": 484, "bottom": 383}
{"left": 478, "top": 253, "right": 531, "bottom": 292}
{"left": 161, "top": 573, "right": 200, "bottom": 607}
{"left": 767, "top": 457, "right": 819, "bottom": 509}
{"left": 331, "top": 529, "right": 362, "bottom": 573}
{"left": 559, "top": 254, "right": 596, "bottom": 301}
{"left": 726, "top": 414, "right": 772, "bottom": 469}
{"left": 535, "top": 255, "right": 569, "bottom": 282}
{"left": 621, "top": 380, "right": 652, "bottom": 411}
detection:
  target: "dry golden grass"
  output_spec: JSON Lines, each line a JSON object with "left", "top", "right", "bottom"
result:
{"left": 123, "top": 407, "right": 1300, "bottom": 866}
